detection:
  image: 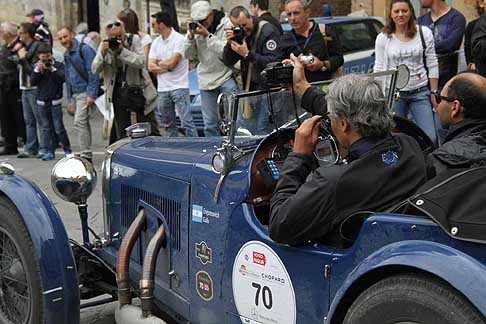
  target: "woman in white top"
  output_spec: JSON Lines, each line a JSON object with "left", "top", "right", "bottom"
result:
{"left": 374, "top": 0, "right": 439, "bottom": 145}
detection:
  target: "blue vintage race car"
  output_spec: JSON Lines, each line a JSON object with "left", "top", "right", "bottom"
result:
{"left": 0, "top": 68, "right": 484, "bottom": 324}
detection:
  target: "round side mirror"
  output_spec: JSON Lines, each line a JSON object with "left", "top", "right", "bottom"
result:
{"left": 395, "top": 64, "right": 410, "bottom": 90}
{"left": 51, "top": 157, "right": 97, "bottom": 204}
{"left": 216, "top": 93, "right": 228, "bottom": 121}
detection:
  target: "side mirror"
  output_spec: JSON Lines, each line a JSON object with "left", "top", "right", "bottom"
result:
{"left": 395, "top": 64, "right": 410, "bottom": 90}
{"left": 51, "top": 157, "right": 97, "bottom": 205}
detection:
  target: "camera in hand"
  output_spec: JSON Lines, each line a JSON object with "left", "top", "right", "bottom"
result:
{"left": 189, "top": 21, "right": 199, "bottom": 30}
{"left": 232, "top": 25, "right": 245, "bottom": 44}
{"left": 261, "top": 62, "right": 294, "bottom": 84}
{"left": 108, "top": 36, "right": 121, "bottom": 50}
{"left": 42, "top": 58, "right": 53, "bottom": 68}
{"left": 300, "top": 54, "right": 314, "bottom": 65}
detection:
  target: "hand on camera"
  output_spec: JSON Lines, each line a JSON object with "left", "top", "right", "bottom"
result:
{"left": 288, "top": 53, "right": 311, "bottom": 97}
{"left": 293, "top": 115, "right": 322, "bottom": 155}
{"left": 230, "top": 41, "right": 249, "bottom": 58}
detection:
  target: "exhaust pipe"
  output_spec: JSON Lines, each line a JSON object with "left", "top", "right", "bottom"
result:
{"left": 117, "top": 209, "right": 146, "bottom": 306}
{"left": 140, "top": 224, "right": 166, "bottom": 317}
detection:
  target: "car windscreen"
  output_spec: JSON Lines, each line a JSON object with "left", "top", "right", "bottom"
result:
{"left": 334, "top": 21, "right": 376, "bottom": 54}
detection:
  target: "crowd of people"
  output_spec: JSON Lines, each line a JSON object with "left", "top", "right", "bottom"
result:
{"left": 0, "top": 0, "right": 484, "bottom": 163}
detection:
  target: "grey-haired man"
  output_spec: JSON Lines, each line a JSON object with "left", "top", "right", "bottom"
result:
{"left": 269, "top": 57, "right": 428, "bottom": 246}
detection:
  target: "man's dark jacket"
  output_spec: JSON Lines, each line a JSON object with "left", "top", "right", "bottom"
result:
{"left": 0, "top": 42, "right": 19, "bottom": 91}
{"left": 279, "top": 20, "right": 343, "bottom": 82}
{"left": 258, "top": 12, "right": 283, "bottom": 35}
{"left": 472, "top": 12, "right": 486, "bottom": 77}
{"left": 269, "top": 133, "right": 427, "bottom": 246}
{"left": 223, "top": 17, "right": 281, "bottom": 90}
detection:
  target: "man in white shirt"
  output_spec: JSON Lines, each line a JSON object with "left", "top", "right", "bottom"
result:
{"left": 148, "top": 11, "right": 197, "bottom": 137}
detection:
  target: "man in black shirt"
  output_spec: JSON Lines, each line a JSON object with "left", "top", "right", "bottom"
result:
{"left": 279, "top": 0, "right": 343, "bottom": 82}
{"left": 249, "top": 0, "right": 283, "bottom": 35}
{"left": 269, "top": 57, "right": 427, "bottom": 246}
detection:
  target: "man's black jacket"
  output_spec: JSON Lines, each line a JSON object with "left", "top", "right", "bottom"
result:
{"left": 269, "top": 133, "right": 427, "bottom": 246}
{"left": 0, "top": 42, "right": 19, "bottom": 91}
{"left": 427, "top": 119, "right": 486, "bottom": 178}
{"left": 223, "top": 17, "right": 281, "bottom": 90}
{"left": 472, "top": 12, "right": 486, "bottom": 77}
{"left": 279, "top": 20, "right": 343, "bottom": 82}
{"left": 258, "top": 12, "right": 283, "bottom": 35}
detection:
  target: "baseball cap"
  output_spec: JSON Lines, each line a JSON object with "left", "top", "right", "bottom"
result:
{"left": 191, "top": 1, "right": 212, "bottom": 21}
{"left": 27, "top": 9, "right": 45, "bottom": 21}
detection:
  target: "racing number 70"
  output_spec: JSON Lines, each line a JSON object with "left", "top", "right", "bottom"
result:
{"left": 252, "top": 282, "right": 273, "bottom": 309}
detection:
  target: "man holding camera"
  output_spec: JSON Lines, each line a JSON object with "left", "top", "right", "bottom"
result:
{"left": 149, "top": 11, "right": 197, "bottom": 137}
{"left": 223, "top": 6, "right": 281, "bottom": 135}
{"left": 31, "top": 43, "right": 71, "bottom": 160}
{"left": 268, "top": 56, "right": 427, "bottom": 246}
{"left": 279, "top": 0, "right": 343, "bottom": 82}
{"left": 92, "top": 20, "right": 159, "bottom": 144}
{"left": 183, "top": 1, "right": 238, "bottom": 137}
{"left": 57, "top": 26, "right": 100, "bottom": 162}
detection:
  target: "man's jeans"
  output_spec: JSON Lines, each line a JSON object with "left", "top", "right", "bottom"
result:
{"left": 38, "top": 103, "right": 71, "bottom": 153}
{"left": 199, "top": 77, "right": 238, "bottom": 137}
{"left": 22, "top": 89, "right": 45, "bottom": 155}
{"left": 157, "top": 89, "right": 197, "bottom": 137}
{"left": 393, "top": 86, "right": 438, "bottom": 146}
{"left": 72, "top": 92, "right": 92, "bottom": 159}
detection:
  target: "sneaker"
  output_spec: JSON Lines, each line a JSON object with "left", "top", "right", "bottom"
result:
{"left": 42, "top": 152, "right": 54, "bottom": 161}
{"left": 17, "top": 152, "right": 35, "bottom": 158}
{"left": 36, "top": 152, "right": 44, "bottom": 159}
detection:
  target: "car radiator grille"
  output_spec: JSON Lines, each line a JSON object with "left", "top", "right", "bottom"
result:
{"left": 120, "top": 184, "right": 182, "bottom": 251}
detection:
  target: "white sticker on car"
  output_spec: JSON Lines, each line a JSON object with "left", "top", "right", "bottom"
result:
{"left": 232, "top": 241, "right": 296, "bottom": 324}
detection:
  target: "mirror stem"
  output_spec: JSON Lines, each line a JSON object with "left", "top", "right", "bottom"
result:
{"left": 78, "top": 204, "right": 91, "bottom": 247}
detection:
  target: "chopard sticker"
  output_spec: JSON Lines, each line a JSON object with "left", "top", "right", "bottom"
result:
{"left": 266, "top": 40, "right": 277, "bottom": 51}
{"left": 196, "top": 270, "right": 214, "bottom": 301}
{"left": 195, "top": 241, "right": 212, "bottom": 265}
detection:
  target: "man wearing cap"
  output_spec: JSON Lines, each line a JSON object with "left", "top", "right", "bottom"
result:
{"left": 183, "top": 0, "right": 238, "bottom": 136}
{"left": 26, "top": 9, "right": 53, "bottom": 45}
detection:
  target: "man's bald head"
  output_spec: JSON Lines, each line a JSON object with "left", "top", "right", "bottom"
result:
{"left": 444, "top": 73, "right": 486, "bottom": 120}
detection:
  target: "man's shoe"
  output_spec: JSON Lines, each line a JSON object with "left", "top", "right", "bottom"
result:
{"left": 36, "top": 152, "right": 44, "bottom": 159}
{"left": 17, "top": 152, "right": 34, "bottom": 158}
{"left": 42, "top": 152, "right": 54, "bottom": 161}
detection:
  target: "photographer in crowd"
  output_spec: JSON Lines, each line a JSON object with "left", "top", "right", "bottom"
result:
{"left": 149, "top": 11, "right": 197, "bottom": 137}
{"left": 183, "top": 0, "right": 238, "bottom": 136}
{"left": 57, "top": 26, "right": 100, "bottom": 162}
{"left": 279, "top": 0, "right": 343, "bottom": 82}
{"left": 92, "top": 20, "right": 159, "bottom": 144}
{"left": 31, "top": 43, "right": 71, "bottom": 160}
{"left": 0, "top": 22, "right": 25, "bottom": 156}
{"left": 223, "top": 6, "right": 281, "bottom": 135}
{"left": 15, "top": 22, "right": 44, "bottom": 159}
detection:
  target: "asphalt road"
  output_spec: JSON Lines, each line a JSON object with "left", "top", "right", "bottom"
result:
{"left": 0, "top": 108, "right": 117, "bottom": 324}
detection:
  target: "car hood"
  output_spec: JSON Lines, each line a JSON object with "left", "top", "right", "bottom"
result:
{"left": 111, "top": 136, "right": 263, "bottom": 182}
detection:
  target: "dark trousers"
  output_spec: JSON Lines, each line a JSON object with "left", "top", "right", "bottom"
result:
{"left": 109, "top": 84, "right": 160, "bottom": 144}
{"left": 0, "top": 85, "right": 25, "bottom": 153}
{"left": 38, "top": 103, "right": 71, "bottom": 153}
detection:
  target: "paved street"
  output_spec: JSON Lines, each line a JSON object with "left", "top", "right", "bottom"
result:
{"left": 0, "top": 108, "right": 117, "bottom": 324}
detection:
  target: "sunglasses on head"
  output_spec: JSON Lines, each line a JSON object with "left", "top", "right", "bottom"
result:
{"left": 432, "top": 90, "right": 455, "bottom": 104}
{"left": 106, "top": 22, "right": 121, "bottom": 29}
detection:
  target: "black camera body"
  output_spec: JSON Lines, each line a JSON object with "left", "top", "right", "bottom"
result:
{"left": 232, "top": 25, "right": 245, "bottom": 44}
{"left": 108, "top": 36, "right": 121, "bottom": 50}
{"left": 261, "top": 62, "right": 294, "bottom": 85}
{"left": 43, "top": 58, "right": 53, "bottom": 68}
{"left": 189, "top": 21, "right": 199, "bottom": 30}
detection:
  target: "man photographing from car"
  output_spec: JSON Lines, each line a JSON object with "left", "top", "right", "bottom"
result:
{"left": 269, "top": 62, "right": 427, "bottom": 246}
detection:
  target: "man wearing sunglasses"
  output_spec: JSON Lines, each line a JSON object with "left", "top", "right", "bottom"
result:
{"left": 428, "top": 73, "right": 486, "bottom": 177}
{"left": 269, "top": 67, "right": 427, "bottom": 247}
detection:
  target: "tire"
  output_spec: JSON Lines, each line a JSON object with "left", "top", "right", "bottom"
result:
{"left": 343, "top": 273, "right": 485, "bottom": 324}
{"left": 0, "top": 196, "right": 44, "bottom": 324}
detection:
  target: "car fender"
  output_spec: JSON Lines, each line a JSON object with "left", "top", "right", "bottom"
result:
{"left": 0, "top": 174, "right": 80, "bottom": 324}
{"left": 328, "top": 240, "right": 486, "bottom": 322}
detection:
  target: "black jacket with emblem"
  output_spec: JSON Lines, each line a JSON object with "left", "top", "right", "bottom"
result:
{"left": 269, "top": 133, "right": 427, "bottom": 247}
{"left": 223, "top": 16, "right": 281, "bottom": 90}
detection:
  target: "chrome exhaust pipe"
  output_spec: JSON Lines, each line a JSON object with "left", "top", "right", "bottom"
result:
{"left": 140, "top": 224, "right": 166, "bottom": 318}
{"left": 117, "top": 209, "right": 146, "bottom": 306}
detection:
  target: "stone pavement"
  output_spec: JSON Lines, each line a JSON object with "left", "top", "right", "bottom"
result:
{"left": 0, "top": 108, "right": 117, "bottom": 324}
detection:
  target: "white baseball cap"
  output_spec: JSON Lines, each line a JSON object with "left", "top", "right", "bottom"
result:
{"left": 191, "top": 1, "right": 212, "bottom": 21}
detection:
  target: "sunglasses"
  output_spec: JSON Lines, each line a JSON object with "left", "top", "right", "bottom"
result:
{"left": 106, "top": 22, "right": 122, "bottom": 29}
{"left": 432, "top": 90, "right": 455, "bottom": 104}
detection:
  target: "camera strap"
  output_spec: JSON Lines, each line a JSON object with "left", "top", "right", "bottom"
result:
{"left": 120, "top": 34, "right": 143, "bottom": 87}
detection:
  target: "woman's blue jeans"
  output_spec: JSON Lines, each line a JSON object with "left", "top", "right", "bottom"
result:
{"left": 393, "top": 86, "right": 438, "bottom": 146}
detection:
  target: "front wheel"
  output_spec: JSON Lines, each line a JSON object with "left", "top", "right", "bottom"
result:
{"left": 0, "top": 196, "right": 44, "bottom": 324}
{"left": 344, "top": 273, "right": 485, "bottom": 324}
